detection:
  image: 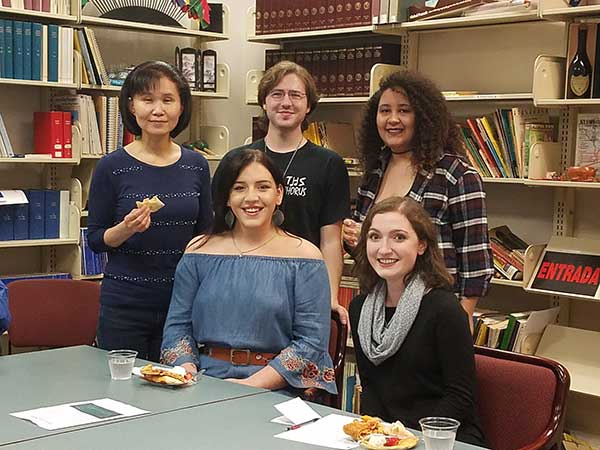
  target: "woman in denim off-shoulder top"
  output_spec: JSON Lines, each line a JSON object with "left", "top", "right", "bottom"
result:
{"left": 87, "top": 61, "right": 212, "bottom": 362}
{"left": 161, "top": 148, "right": 336, "bottom": 395}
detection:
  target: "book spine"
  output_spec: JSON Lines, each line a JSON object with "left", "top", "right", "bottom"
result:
{"left": 27, "top": 189, "right": 45, "bottom": 239}
{"left": 362, "top": 0, "right": 371, "bottom": 24}
{"left": 336, "top": 48, "right": 346, "bottom": 97}
{"left": 23, "top": 21, "right": 31, "bottom": 80}
{"left": 345, "top": 47, "right": 355, "bottom": 97}
{"left": 301, "top": 0, "right": 310, "bottom": 31}
{"left": 12, "top": 20, "right": 23, "bottom": 79}
{"left": 44, "top": 189, "right": 59, "bottom": 239}
{"left": 31, "top": 22, "right": 41, "bottom": 80}
{"left": 354, "top": 47, "right": 364, "bottom": 96}
{"left": 62, "top": 111, "right": 72, "bottom": 158}
{"left": 363, "top": 46, "right": 373, "bottom": 97}
{"left": 0, "top": 206, "right": 15, "bottom": 241}
{"left": 0, "top": 19, "right": 4, "bottom": 79}
{"left": 328, "top": 48, "right": 338, "bottom": 97}
{"left": 4, "top": 20, "right": 12, "bottom": 79}
{"left": 12, "top": 202, "right": 28, "bottom": 240}
{"left": 47, "top": 23, "right": 58, "bottom": 82}
{"left": 58, "top": 190, "right": 69, "bottom": 239}
{"left": 255, "top": 0, "right": 264, "bottom": 35}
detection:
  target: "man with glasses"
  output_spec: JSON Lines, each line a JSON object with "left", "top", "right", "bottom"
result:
{"left": 215, "top": 61, "right": 351, "bottom": 324}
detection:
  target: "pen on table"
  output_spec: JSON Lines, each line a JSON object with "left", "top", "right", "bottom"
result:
{"left": 287, "top": 418, "right": 320, "bottom": 430}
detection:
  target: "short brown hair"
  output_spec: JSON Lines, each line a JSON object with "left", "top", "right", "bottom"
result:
{"left": 257, "top": 60, "right": 319, "bottom": 131}
{"left": 353, "top": 196, "right": 454, "bottom": 293}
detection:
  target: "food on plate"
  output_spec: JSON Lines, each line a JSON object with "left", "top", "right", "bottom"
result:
{"left": 135, "top": 195, "right": 165, "bottom": 213}
{"left": 139, "top": 364, "right": 193, "bottom": 385}
{"left": 343, "top": 417, "right": 418, "bottom": 450}
{"left": 343, "top": 416, "right": 385, "bottom": 441}
{"left": 359, "top": 433, "right": 419, "bottom": 450}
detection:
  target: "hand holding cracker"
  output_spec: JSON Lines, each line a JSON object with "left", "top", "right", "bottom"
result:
{"left": 136, "top": 195, "right": 165, "bottom": 213}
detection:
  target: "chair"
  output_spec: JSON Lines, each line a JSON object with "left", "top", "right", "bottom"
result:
{"left": 7, "top": 279, "right": 101, "bottom": 353}
{"left": 302, "top": 310, "right": 348, "bottom": 409}
{"left": 474, "top": 346, "right": 570, "bottom": 450}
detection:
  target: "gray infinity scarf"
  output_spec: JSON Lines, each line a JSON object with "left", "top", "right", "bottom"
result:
{"left": 358, "top": 275, "right": 426, "bottom": 366}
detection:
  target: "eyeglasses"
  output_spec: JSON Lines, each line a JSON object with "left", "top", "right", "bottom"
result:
{"left": 268, "top": 89, "right": 307, "bottom": 102}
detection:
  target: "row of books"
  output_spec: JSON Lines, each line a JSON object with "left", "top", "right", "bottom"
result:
{"left": 459, "top": 108, "right": 557, "bottom": 179}
{"left": 0, "top": 0, "right": 71, "bottom": 15}
{"left": 0, "top": 19, "right": 73, "bottom": 83}
{"left": 489, "top": 226, "right": 528, "bottom": 281}
{"left": 473, "top": 306, "right": 560, "bottom": 355}
{"left": 338, "top": 282, "right": 359, "bottom": 310}
{"left": 74, "top": 27, "right": 109, "bottom": 86}
{"left": 265, "top": 44, "right": 400, "bottom": 97}
{"left": 80, "top": 227, "right": 107, "bottom": 276}
{"left": 254, "top": 0, "right": 372, "bottom": 35}
{"left": 33, "top": 111, "right": 72, "bottom": 158}
{"left": 0, "top": 189, "right": 70, "bottom": 241}
{"left": 0, "top": 113, "right": 13, "bottom": 157}
{"left": 49, "top": 92, "right": 134, "bottom": 156}
{"left": 0, "top": 272, "right": 71, "bottom": 286}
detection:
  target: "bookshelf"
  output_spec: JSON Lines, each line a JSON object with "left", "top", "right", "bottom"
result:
{"left": 0, "top": 4, "right": 230, "bottom": 287}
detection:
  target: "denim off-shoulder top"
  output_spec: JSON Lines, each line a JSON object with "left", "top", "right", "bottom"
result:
{"left": 161, "top": 253, "right": 337, "bottom": 394}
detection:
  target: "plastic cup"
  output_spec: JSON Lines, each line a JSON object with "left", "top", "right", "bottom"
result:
{"left": 419, "top": 417, "right": 460, "bottom": 450}
{"left": 107, "top": 350, "right": 138, "bottom": 380}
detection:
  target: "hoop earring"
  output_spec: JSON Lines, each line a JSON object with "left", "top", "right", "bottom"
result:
{"left": 224, "top": 209, "right": 235, "bottom": 229}
{"left": 272, "top": 208, "right": 284, "bottom": 227}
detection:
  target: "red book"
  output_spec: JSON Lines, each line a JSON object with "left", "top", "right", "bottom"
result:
{"left": 345, "top": 47, "right": 355, "bottom": 96}
{"left": 328, "top": 49, "right": 338, "bottom": 97}
{"left": 41, "top": 0, "right": 49, "bottom": 12}
{"left": 62, "top": 112, "right": 72, "bottom": 159}
{"left": 263, "top": 0, "right": 272, "bottom": 33}
{"left": 285, "top": 0, "right": 294, "bottom": 32}
{"left": 466, "top": 118, "right": 501, "bottom": 177}
{"left": 34, "top": 111, "right": 63, "bottom": 158}
{"left": 276, "top": 0, "right": 286, "bottom": 33}
{"left": 301, "top": 0, "right": 311, "bottom": 31}
{"left": 333, "top": 0, "right": 344, "bottom": 28}
{"left": 354, "top": 47, "right": 365, "bottom": 96}
{"left": 1, "top": 0, "right": 11, "bottom": 6}
{"left": 31, "top": 0, "right": 40, "bottom": 10}
{"left": 24, "top": 0, "right": 32, "bottom": 9}
{"left": 336, "top": 48, "right": 346, "bottom": 97}
{"left": 363, "top": 46, "right": 373, "bottom": 97}
{"left": 320, "top": 50, "right": 330, "bottom": 97}
{"left": 361, "top": 0, "right": 372, "bottom": 24}
{"left": 255, "top": 0, "right": 264, "bottom": 35}
{"left": 371, "top": 0, "right": 380, "bottom": 23}
{"left": 312, "top": 50, "right": 322, "bottom": 94}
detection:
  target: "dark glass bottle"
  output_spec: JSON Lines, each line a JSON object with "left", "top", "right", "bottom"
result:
{"left": 568, "top": 27, "right": 592, "bottom": 99}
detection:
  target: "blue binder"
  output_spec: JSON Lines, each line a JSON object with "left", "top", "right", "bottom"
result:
{"left": 13, "top": 203, "right": 29, "bottom": 240}
{"left": 27, "top": 190, "right": 45, "bottom": 239}
{"left": 12, "top": 21, "right": 23, "bottom": 80}
{"left": 23, "top": 21, "right": 32, "bottom": 80}
{"left": 44, "top": 189, "right": 60, "bottom": 239}
{"left": 0, "top": 206, "right": 14, "bottom": 241}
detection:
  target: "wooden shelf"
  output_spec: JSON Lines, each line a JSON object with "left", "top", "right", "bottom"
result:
{"left": 81, "top": 15, "right": 228, "bottom": 41}
{"left": 0, "top": 156, "right": 79, "bottom": 164}
{"left": 0, "top": 6, "right": 77, "bottom": 23}
{"left": 80, "top": 63, "right": 230, "bottom": 99}
{"left": 491, "top": 278, "right": 523, "bottom": 288}
{"left": 445, "top": 93, "right": 533, "bottom": 102}
{"left": 541, "top": 4, "right": 600, "bottom": 20}
{"left": 374, "top": 11, "right": 540, "bottom": 33}
{"left": 0, "top": 78, "right": 77, "bottom": 89}
{"left": 0, "top": 238, "right": 79, "bottom": 249}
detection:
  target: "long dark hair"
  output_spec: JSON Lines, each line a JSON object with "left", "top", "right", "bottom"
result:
{"left": 357, "top": 70, "right": 465, "bottom": 176}
{"left": 211, "top": 148, "right": 285, "bottom": 234}
{"left": 119, "top": 60, "right": 191, "bottom": 138}
{"left": 353, "top": 196, "right": 454, "bottom": 293}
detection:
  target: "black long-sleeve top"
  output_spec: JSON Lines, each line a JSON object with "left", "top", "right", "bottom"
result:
{"left": 349, "top": 288, "right": 486, "bottom": 447}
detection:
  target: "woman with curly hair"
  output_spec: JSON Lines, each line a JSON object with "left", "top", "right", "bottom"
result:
{"left": 343, "top": 70, "right": 493, "bottom": 319}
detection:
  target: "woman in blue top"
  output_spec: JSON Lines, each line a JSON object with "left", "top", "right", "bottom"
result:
{"left": 161, "top": 149, "right": 336, "bottom": 394}
{"left": 88, "top": 61, "right": 212, "bottom": 362}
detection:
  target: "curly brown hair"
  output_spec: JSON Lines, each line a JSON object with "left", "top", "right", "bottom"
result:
{"left": 357, "top": 70, "right": 465, "bottom": 175}
{"left": 257, "top": 60, "right": 320, "bottom": 132}
{"left": 353, "top": 196, "right": 454, "bottom": 293}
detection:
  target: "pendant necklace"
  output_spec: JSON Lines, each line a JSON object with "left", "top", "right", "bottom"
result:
{"left": 231, "top": 231, "right": 278, "bottom": 257}
{"left": 264, "top": 136, "right": 305, "bottom": 179}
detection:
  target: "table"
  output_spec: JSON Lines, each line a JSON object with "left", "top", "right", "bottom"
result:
{"left": 2, "top": 390, "right": 487, "bottom": 450}
{"left": 0, "top": 346, "right": 265, "bottom": 447}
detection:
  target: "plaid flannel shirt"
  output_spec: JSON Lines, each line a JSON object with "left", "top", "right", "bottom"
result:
{"left": 353, "top": 150, "right": 494, "bottom": 298}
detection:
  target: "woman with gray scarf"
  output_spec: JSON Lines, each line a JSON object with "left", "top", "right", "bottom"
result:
{"left": 348, "top": 196, "right": 486, "bottom": 447}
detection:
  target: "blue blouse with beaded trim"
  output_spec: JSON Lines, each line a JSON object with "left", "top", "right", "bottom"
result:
{"left": 161, "top": 253, "right": 337, "bottom": 394}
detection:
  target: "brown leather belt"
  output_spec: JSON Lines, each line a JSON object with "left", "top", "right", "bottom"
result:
{"left": 201, "top": 345, "right": 276, "bottom": 366}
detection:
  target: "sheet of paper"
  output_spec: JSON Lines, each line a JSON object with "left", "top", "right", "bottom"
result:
{"left": 0, "top": 190, "right": 28, "bottom": 205}
{"left": 271, "top": 415, "right": 294, "bottom": 425}
{"left": 274, "top": 413, "right": 359, "bottom": 449}
{"left": 11, "top": 398, "right": 149, "bottom": 430}
{"left": 273, "top": 396, "right": 321, "bottom": 425}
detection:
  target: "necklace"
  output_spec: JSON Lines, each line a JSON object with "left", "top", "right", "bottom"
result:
{"left": 264, "top": 136, "right": 305, "bottom": 179}
{"left": 231, "top": 231, "right": 278, "bottom": 257}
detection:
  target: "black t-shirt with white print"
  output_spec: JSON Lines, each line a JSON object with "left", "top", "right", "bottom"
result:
{"left": 224, "top": 139, "right": 350, "bottom": 247}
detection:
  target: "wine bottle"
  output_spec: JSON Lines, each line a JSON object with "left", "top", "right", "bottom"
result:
{"left": 568, "top": 27, "right": 592, "bottom": 99}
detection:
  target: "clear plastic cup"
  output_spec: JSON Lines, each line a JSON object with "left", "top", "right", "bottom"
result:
{"left": 107, "top": 350, "right": 138, "bottom": 380}
{"left": 419, "top": 417, "right": 460, "bottom": 450}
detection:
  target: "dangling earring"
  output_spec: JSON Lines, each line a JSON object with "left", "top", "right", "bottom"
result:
{"left": 224, "top": 209, "right": 235, "bottom": 229}
{"left": 272, "top": 207, "right": 284, "bottom": 226}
